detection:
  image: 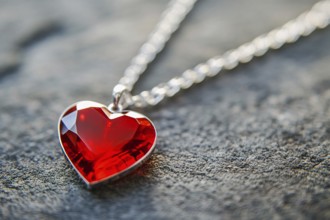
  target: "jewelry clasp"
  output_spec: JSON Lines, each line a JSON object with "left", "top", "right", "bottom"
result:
{"left": 108, "top": 84, "right": 132, "bottom": 112}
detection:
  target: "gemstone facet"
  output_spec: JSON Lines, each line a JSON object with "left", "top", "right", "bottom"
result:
{"left": 58, "top": 101, "right": 157, "bottom": 187}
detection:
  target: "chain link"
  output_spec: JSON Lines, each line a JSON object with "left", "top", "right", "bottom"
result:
{"left": 118, "top": 0, "right": 197, "bottom": 92}
{"left": 115, "top": 0, "right": 330, "bottom": 109}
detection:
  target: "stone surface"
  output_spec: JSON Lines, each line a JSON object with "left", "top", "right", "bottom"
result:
{"left": 0, "top": 0, "right": 329, "bottom": 219}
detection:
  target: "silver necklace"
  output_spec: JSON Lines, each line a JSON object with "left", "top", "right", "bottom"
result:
{"left": 58, "top": 0, "right": 330, "bottom": 188}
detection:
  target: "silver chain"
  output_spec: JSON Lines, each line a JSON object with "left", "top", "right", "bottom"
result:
{"left": 111, "top": 0, "right": 330, "bottom": 110}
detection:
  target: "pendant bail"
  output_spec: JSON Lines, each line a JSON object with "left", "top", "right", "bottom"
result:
{"left": 108, "top": 84, "right": 131, "bottom": 112}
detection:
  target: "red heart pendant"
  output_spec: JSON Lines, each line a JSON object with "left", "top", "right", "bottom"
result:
{"left": 58, "top": 101, "right": 157, "bottom": 188}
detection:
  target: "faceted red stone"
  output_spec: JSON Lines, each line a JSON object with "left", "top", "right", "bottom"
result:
{"left": 58, "top": 101, "right": 156, "bottom": 186}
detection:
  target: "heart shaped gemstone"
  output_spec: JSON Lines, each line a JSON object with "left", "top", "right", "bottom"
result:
{"left": 58, "top": 101, "right": 157, "bottom": 187}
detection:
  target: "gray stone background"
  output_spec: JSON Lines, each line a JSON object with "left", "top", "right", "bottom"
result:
{"left": 0, "top": 0, "right": 329, "bottom": 219}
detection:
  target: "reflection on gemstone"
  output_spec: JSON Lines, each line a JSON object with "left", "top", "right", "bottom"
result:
{"left": 59, "top": 101, "right": 156, "bottom": 185}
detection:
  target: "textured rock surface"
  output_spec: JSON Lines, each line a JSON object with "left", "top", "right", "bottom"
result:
{"left": 0, "top": 0, "right": 329, "bottom": 219}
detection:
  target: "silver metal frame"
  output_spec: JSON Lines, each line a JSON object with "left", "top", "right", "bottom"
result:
{"left": 58, "top": 101, "right": 157, "bottom": 189}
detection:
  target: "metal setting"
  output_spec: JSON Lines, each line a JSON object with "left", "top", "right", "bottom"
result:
{"left": 109, "top": 84, "right": 132, "bottom": 112}
{"left": 58, "top": 101, "right": 157, "bottom": 189}
{"left": 112, "top": 0, "right": 330, "bottom": 109}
